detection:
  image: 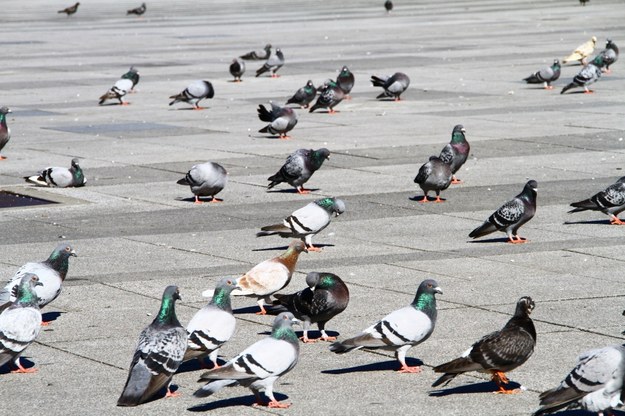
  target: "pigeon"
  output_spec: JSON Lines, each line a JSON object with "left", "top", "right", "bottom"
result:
{"left": 523, "top": 59, "right": 561, "bottom": 89}
{"left": 579, "top": 0, "right": 589, "bottom": 5}
{"left": 0, "top": 106, "right": 11, "bottom": 160}
{"left": 469, "top": 180, "right": 538, "bottom": 243}
{"left": 533, "top": 344, "right": 625, "bottom": 416}
{"left": 229, "top": 58, "right": 245, "bottom": 82}
{"left": 561, "top": 54, "right": 604, "bottom": 94}
{"left": 330, "top": 279, "right": 442, "bottom": 373}
{"left": 177, "top": 161, "right": 228, "bottom": 204}
{"left": 598, "top": 39, "right": 619, "bottom": 73}
{"left": 194, "top": 312, "right": 300, "bottom": 409}
{"left": 117, "top": 286, "right": 187, "bottom": 407}
{"left": 309, "top": 80, "right": 345, "bottom": 114}
{"left": 286, "top": 80, "right": 317, "bottom": 109}
{"left": 336, "top": 66, "right": 355, "bottom": 99}
{"left": 432, "top": 296, "right": 536, "bottom": 394}
{"left": 273, "top": 271, "right": 349, "bottom": 343}
{"left": 257, "top": 102, "right": 298, "bottom": 139}
{"left": 0, "top": 274, "right": 42, "bottom": 373}
{"left": 58, "top": 2, "right": 79, "bottom": 16}
{"left": 24, "top": 158, "right": 86, "bottom": 188}
{"left": 185, "top": 278, "right": 239, "bottom": 368}
{"left": 240, "top": 44, "right": 272, "bottom": 61}
{"left": 127, "top": 3, "right": 146, "bottom": 16}
{"left": 0, "top": 243, "right": 77, "bottom": 315}
{"left": 438, "top": 124, "right": 470, "bottom": 184}
{"left": 255, "top": 48, "right": 284, "bottom": 78}
{"left": 99, "top": 78, "right": 134, "bottom": 105}
{"left": 414, "top": 156, "right": 452, "bottom": 202}
{"left": 267, "top": 148, "right": 330, "bottom": 194}
{"left": 121, "top": 67, "right": 140, "bottom": 92}
{"left": 257, "top": 197, "right": 346, "bottom": 251}
{"left": 231, "top": 241, "right": 307, "bottom": 315}
{"left": 569, "top": 176, "right": 625, "bottom": 225}
{"left": 563, "top": 36, "right": 597, "bottom": 65}
{"left": 371, "top": 72, "right": 410, "bottom": 101}
{"left": 385, "top": 0, "right": 393, "bottom": 13}
{"left": 169, "top": 80, "right": 214, "bottom": 110}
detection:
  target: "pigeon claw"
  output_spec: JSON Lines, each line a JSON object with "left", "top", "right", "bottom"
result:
{"left": 320, "top": 335, "right": 337, "bottom": 342}
{"left": 299, "top": 336, "right": 318, "bottom": 343}
{"left": 12, "top": 361, "right": 37, "bottom": 373}
{"left": 165, "top": 389, "right": 181, "bottom": 398}
{"left": 507, "top": 236, "right": 528, "bottom": 244}
{"left": 450, "top": 177, "right": 463, "bottom": 184}
{"left": 434, "top": 196, "right": 444, "bottom": 203}
{"left": 296, "top": 187, "right": 310, "bottom": 195}
{"left": 0, "top": 155, "right": 6, "bottom": 160}
{"left": 306, "top": 245, "right": 323, "bottom": 252}
{"left": 418, "top": 196, "right": 429, "bottom": 203}
{"left": 255, "top": 306, "right": 268, "bottom": 315}
{"left": 209, "top": 197, "right": 224, "bottom": 203}
{"left": 279, "top": 134, "right": 291, "bottom": 140}
{"left": 270, "top": 74, "right": 281, "bottom": 78}
{"left": 328, "top": 108, "right": 337, "bottom": 114}
{"left": 610, "top": 217, "right": 624, "bottom": 225}
{"left": 193, "top": 106, "right": 205, "bottom": 110}
{"left": 397, "top": 365, "right": 422, "bottom": 374}
{"left": 41, "top": 321, "right": 52, "bottom": 326}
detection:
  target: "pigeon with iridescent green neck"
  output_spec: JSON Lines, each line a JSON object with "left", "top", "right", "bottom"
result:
{"left": 286, "top": 80, "right": 316, "bottom": 109}
{"left": 524, "top": 60, "right": 561, "bottom": 89}
{"left": 438, "top": 125, "right": 470, "bottom": 184}
{"left": 309, "top": 80, "right": 345, "bottom": 114}
{"left": 561, "top": 55, "right": 605, "bottom": 94}
{"left": 25, "top": 158, "right": 86, "bottom": 188}
{"left": 121, "top": 67, "right": 140, "bottom": 92}
{"left": 414, "top": 156, "right": 452, "bottom": 202}
{"left": 0, "top": 106, "right": 11, "bottom": 160}
{"left": 330, "top": 279, "right": 442, "bottom": 373}
{"left": 267, "top": 148, "right": 330, "bottom": 194}
{"left": 597, "top": 39, "right": 619, "bottom": 74}
{"left": 336, "top": 66, "right": 355, "bottom": 99}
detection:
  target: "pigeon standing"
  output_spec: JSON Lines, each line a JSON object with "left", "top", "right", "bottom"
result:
{"left": 0, "top": 106, "right": 11, "bottom": 160}
{"left": 336, "top": 66, "right": 355, "bottom": 99}
{"left": 121, "top": 67, "right": 140, "bottom": 92}
{"left": 127, "top": 3, "right": 146, "bottom": 16}
{"left": 385, "top": 0, "right": 393, "bottom": 13}
{"left": 286, "top": 80, "right": 316, "bottom": 109}
{"left": 177, "top": 161, "right": 228, "bottom": 204}
{"left": 99, "top": 78, "right": 134, "bottom": 105}
{"left": 0, "top": 274, "right": 42, "bottom": 373}
{"left": 194, "top": 312, "right": 300, "bottom": 409}
{"left": 330, "top": 279, "right": 442, "bottom": 373}
{"left": 267, "top": 148, "right": 330, "bottom": 194}
{"left": 25, "top": 158, "right": 86, "bottom": 188}
{"left": 563, "top": 36, "right": 597, "bottom": 65}
{"left": 371, "top": 72, "right": 410, "bottom": 101}
{"left": 117, "top": 286, "right": 187, "bottom": 407}
{"left": 255, "top": 48, "right": 284, "bottom": 78}
{"left": 257, "top": 197, "right": 346, "bottom": 251}
{"left": 240, "top": 44, "right": 271, "bottom": 61}
{"left": 58, "top": 2, "right": 79, "bottom": 16}
{"left": 438, "top": 124, "right": 470, "bottom": 184}
{"left": 469, "top": 180, "right": 538, "bottom": 243}
{"left": 561, "top": 55, "right": 605, "bottom": 94}
{"left": 273, "top": 271, "right": 349, "bottom": 343}
{"left": 523, "top": 59, "right": 561, "bottom": 89}
{"left": 598, "top": 39, "right": 619, "bottom": 73}
{"left": 169, "top": 80, "right": 214, "bottom": 110}
{"left": 309, "top": 80, "right": 345, "bottom": 114}
{"left": 569, "top": 176, "right": 625, "bottom": 225}
{"left": 229, "top": 58, "right": 245, "bottom": 82}
{"left": 257, "top": 102, "right": 298, "bottom": 139}
{"left": 432, "top": 297, "right": 536, "bottom": 393}
{"left": 414, "top": 156, "right": 452, "bottom": 202}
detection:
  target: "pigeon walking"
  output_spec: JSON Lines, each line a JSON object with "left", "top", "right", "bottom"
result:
{"left": 438, "top": 124, "right": 470, "bottom": 184}
{"left": 229, "top": 58, "right": 245, "bottom": 82}
{"left": 414, "top": 156, "right": 452, "bottom": 202}
{"left": 240, "top": 44, "right": 271, "bottom": 61}
{"left": 121, "top": 67, "right": 140, "bottom": 92}
{"left": 598, "top": 39, "right": 619, "bottom": 73}
{"left": 169, "top": 80, "right": 214, "bottom": 110}
{"left": 127, "top": 3, "right": 146, "bottom": 16}
{"left": 267, "top": 148, "right": 330, "bottom": 194}
{"left": 371, "top": 72, "right": 410, "bottom": 101}
{"left": 58, "top": 2, "right": 79, "bottom": 16}
{"left": 177, "top": 161, "right": 227, "bottom": 204}
{"left": 561, "top": 55, "right": 605, "bottom": 94}
{"left": 117, "top": 286, "right": 187, "bottom": 407}
{"left": 255, "top": 48, "right": 284, "bottom": 78}
{"left": 257, "top": 197, "right": 346, "bottom": 251}
{"left": 523, "top": 59, "right": 561, "bottom": 89}
{"left": 432, "top": 297, "right": 536, "bottom": 393}
{"left": 336, "top": 66, "right": 355, "bottom": 99}
{"left": 257, "top": 102, "right": 298, "bottom": 139}
{"left": 563, "top": 36, "right": 597, "bottom": 65}
{"left": 99, "top": 78, "right": 134, "bottom": 105}
{"left": 569, "top": 176, "right": 625, "bottom": 225}
{"left": 309, "top": 80, "right": 345, "bottom": 114}
{"left": 286, "top": 80, "right": 316, "bottom": 109}
{"left": 385, "top": 0, "right": 393, "bottom": 13}
{"left": 0, "top": 106, "right": 12, "bottom": 160}
{"left": 330, "top": 279, "right": 442, "bottom": 373}
{"left": 194, "top": 312, "right": 300, "bottom": 409}
{"left": 469, "top": 180, "right": 538, "bottom": 243}
{"left": 25, "top": 158, "right": 86, "bottom": 188}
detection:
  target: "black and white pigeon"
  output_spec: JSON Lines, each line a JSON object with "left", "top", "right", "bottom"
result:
{"left": 257, "top": 197, "right": 346, "bottom": 252}
{"left": 336, "top": 66, "right": 355, "bottom": 98}
{"left": 185, "top": 278, "right": 238, "bottom": 368}
{"left": 169, "top": 80, "right": 214, "bottom": 110}
{"left": 438, "top": 124, "right": 470, "bottom": 184}
{"left": 255, "top": 48, "right": 284, "bottom": 78}
{"left": 432, "top": 296, "right": 536, "bottom": 393}
{"left": 309, "top": 80, "right": 345, "bottom": 114}
{"left": 117, "top": 286, "right": 187, "bottom": 407}
{"left": 267, "top": 148, "right": 330, "bottom": 194}
{"left": 385, "top": 0, "right": 393, "bottom": 13}
{"left": 58, "top": 2, "right": 79, "bottom": 16}
{"left": 0, "top": 274, "right": 42, "bottom": 373}
{"left": 469, "top": 180, "right": 538, "bottom": 243}
{"left": 273, "top": 271, "right": 349, "bottom": 343}
{"left": 561, "top": 55, "right": 605, "bottom": 94}
{"left": 414, "top": 156, "right": 452, "bottom": 202}
{"left": 257, "top": 102, "right": 298, "bottom": 139}
{"left": 24, "top": 158, "right": 86, "bottom": 188}
{"left": 286, "top": 80, "right": 317, "bottom": 108}
{"left": 127, "top": 3, "right": 146, "bottom": 16}
{"left": 371, "top": 72, "right": 410, "bottom": 101}
{"left": 194, "top": 312, "right": 300, "bottom": 409}
{"left": 533, "top": 344, "right": 625, "bottom": 416}
{"left": 99, "top": 78, "right": 134, "bottom": 105}
{"left": 0, "top": 106, "right": 11, "bottom": 160}
{"left": 523, "top": 59, "right": 561, "bottom": 89}
{"left": 598, "top": 39, "right": 619, "bottom": 73}
{"left": 569, "top": 176, "right": 625, "bottom": 225}
{"left": 121, "top": 67, "right": 140, "bottom": 92}
{"left": 177, "top": 161, "right": 228, "bottom": 204}
{"left": 330, "top": 279, "right": 442, "bottom": 373}
{"left": 229, "top": 58, "right": 245, "bottom": 82}
{"left": 240, "top": 44, "right": 272, "bottom": 61}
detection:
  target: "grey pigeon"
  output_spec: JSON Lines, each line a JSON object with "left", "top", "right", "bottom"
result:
{"left": 273, "top": 271, "right": 349, "bottom": 343}
{"left": 524, "top": 59, "right": 561, "bottom": 89}
{"left": 561, "top": 55, "right": 604, "bottom": 94}
{"left": 117, "top": 286, "right": 187, "bottom": 407}
{"left": 127, "top": 3, "right": 146, "bottom": 16}
{"left": 385, "top": 0, "right": 393, "bottom": 13}
{"left": 469, "top": 180, "right": 538, "bottom": 243}
{"left": 533, "top": 344, "right": 625, "bottom": 415}
{"left": 255, "top": 48, "right": 284, "bottom": 78}
{"left": 0, "top": 106, "right": 11, "bottom": 160}
{"left": 438, "top": 124, "right": 470, "bottom": 184}
{"left": 240, "top": 44, "right": 271, "bottom": 61}
{"left": 25, "top": 158, "right": 86, "bottom": 188}
{"left": 569, "top": 176, "right": 625, "bottom": 225}
{"left": 121, "top": 66, "right": 140, "bottom": 92}
{"left": 185, "top": 278, "right": 238, "bottom": 368}
{"left": 371, "top": 72, "right": 410, "bottom": 101}
{"left": 99, "top": 78, "right": 134, "bottom": 105}
{"left": 257, "top": 102, "right": 298, "bottom": 139}
{"left": 330, "top": 279, "right": 442, "bottom": 373}
{"left": 598, "top": 39, "right": 619, "bottom": 73}
{"left": 229, "top": 58, "right": 245, "bottom": 82}
{"left": 267, "top": 148, "right": 330, "bottom": 194}
{"left": 58, "top": 2, "right": 79, "bottom": 16}
{"left": 433, "top": 297, "right": 536, "bottom": 393}
{"left": 309, "top": 80, "right": 345, "bottom": 114}
{"left": 414, "top": 156, "right": 452, "bottom": 202}
{"left": 286, "top": 80, "right": 317, "bottom": 109}
{"left": 0, "top": 274, "right": 42, "bottom": 373}
{"left": 177, "top": 161, "right": 228, "bottom": 204}
{"left": 169, "top": 80, "right": 214, "bottom": 110}
{"left": 336, "top": 66, "right": 355, "bottom": 98}
{"left": 194, "top": 312, "right": 300, "bottom": 409}
{"left": 257, "top": 197, "right": 346, "bottom": 251}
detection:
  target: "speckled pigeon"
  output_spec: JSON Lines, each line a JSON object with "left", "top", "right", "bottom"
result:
{"left": 561, "top": 55, "right": 605, "bottom": 94}
{"left": 371, "top": 72, "right": 410, "bottom": 101}
{"left": 569, "top": 176, "right": 625, "bottom": 225}
{"left": 255, "top": 48, "right": 284, "bottom": 78}
{"left": 0, "top": 106, "right": 12, "bottom": 160}
{"left": 524, "top": 59, "right": 561, "bottom": 89}
{"left": 309, "top": 80, "right": 345, "bottom": 114}
{"left": 257, "top": 102, "right": 298, "bottom": 139}
{"left": 240, "top": 44, "right": 271, "bottom": 61}
{"left": 414, "top": 156, "right": 452, "bottom": 202}
{"left": 177, "top": 161, "right": 227, "bottom": 204}
{"left": 267, "top": 148, "right": 330, "bottom": 194}
{"left": 99, "top": 78, "right": 134, "bottom": 105}
{"left": 286, "top": 80, "right": 316, "bottom": 109}
{"left": 598, "top": 39, "right": 619, "bottom": 73}
{"left": 58, "top": 2, "right": 79, "bottom": 16}
{"left": 25, "top": 158, "right": 86, "bottom": 188}
{"left": 438, "top": 124, "right": 470, "bottom": 184}
{"left": 229, "top": 58, "right": 245, "bottom": 82}
{"left": 169, "top": 80, "right": 214, "bottom": 109}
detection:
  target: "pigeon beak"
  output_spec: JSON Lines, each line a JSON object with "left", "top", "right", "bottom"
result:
{"left": 35, "top": 281, "right": 43, "bottom": 287}
{"left": 70, "top": 249, "right": 77, "bottom": 257}
{"left": 434, "top": 287, "right": 443, "bottom": 295}
{"left": 7, "top": 109, "right": 12, "bottom": 113}
{"left": 291, "top": 317, "right": 302, "bottom": 326}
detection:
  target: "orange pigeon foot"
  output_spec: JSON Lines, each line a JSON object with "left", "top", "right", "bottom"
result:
{"left": 0, "top": 155, "right": 6, "bottom": 160}
{"left": 296, "top": 187, "right": 310, "bottom": 194}
{"left": 507, "top": 236, "right": 528, "bottom": 244}
{"left": 397, "top": 365, "right": 422, "bottom": 374}
{"left": 306, "top": 245, "right": 323, "bottom": 252}
{"left": 610, "top": 217, "right": 624, "bottom": 225}
{"left": 434, "top": 196, "right": 444, "bottom": 203}
{"left": 165, "top": 389, "right": 181, "bottom": 398}
{"left": 299, "top": 336, "right": 318, "bottom": 343}
{"left": 209, "top": 197, "right": 223, "bottom": 203}
{"left": 279, "top": 134, "right": 291, "bottom": 140}
{"left": 11, "top": 360, "right": 37, "bottom": 374}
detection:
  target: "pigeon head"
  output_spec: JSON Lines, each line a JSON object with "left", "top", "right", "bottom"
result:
{"left": 264, "top": 44, "right": 272, "bottom": 50}
{"left": 46, "top": 243, "right": 76, "bottom": 280}
{"left": 306, "top": 271, "right": 342, "bottom": 291}
{"left": 305, "top": 272, "right": 322, "bottom": 289}
{"left": 340, "top": 66, "right": 350, "bottom": 74}
{"left": 287, "top": 240, "right": 308, "bottom": 254}
{"left": 523, "top": 180, "right": 538, "bottom": 197}
{"left": 0, "top": 106, "right": 11, "bottom": 116}
{"left": 271, "top": 312, "right": 301, "bottom": 343}
{"left": 71, "top": 158, "right": 81, "bottom": 168}
{"left": 514, "top": 296, "right": 535, "bottom": 318}
{"left": 15, "top": 273, "right": 43, "bottom": 306}
{"left": 591, "top": 36, "right": 597, "bottom": 43}
{"left": 311, "top": 148, "right": 331, "bottom": 167}
{"left": 156, "top": 285, "right": 182, "bottom": 325}
{"left": 315, "top": 197, "right": 346, "bottom": 216}
{"left": 451, "top": 125, "right": 466, "bottom": 142}
{"left": 412, "top": 279, "right": 442, "bottom": 314}
{"left": 210, "top": 278, "right": 239, "bottom": 311}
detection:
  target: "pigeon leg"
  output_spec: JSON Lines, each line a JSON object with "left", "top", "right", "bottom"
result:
{"left": 306, "top": 244, "right": 323, "bottom": 252}
{"left": 265, "top": 385, "right": 291, "bottom": 408}
{"left": 165, "top": 383, "right": 181, "bottom": 398}
{"left": 328, "top": 109, "right": 337, "bottom": 115}
{"left": 583, "top": 87, "right": 594, "bottom": 94}
{"left": 507, "top": 236, "right": 528, "bottom": 244}
{"left": 279, "top": 134, "right": 291, "bottom": 140}
{"left": 0, "top": 155, "right": 6, "bottom": 160}
{"left": 193, "top": 106, "right": 205, "bottom": 110}
{"left": 394, "top": 97, "right": 401, "bottom": 102}
{"left": 207, "top": 350, "right": 221, "bottom": 369}
{"left": 434, "top": 195, "right": 444, "bottom": 203}
{"left": 41, "top": 320, "right": 52, "bottom": 326}
{"left": 319, "top": 324, "right": 337, "bottom": 342}
{"left": 396, "top": 347, "right": 421, "bottom": 373}
{"left": 11, "top": 358, "right": 37, "bottom": 374}
{"left": 194, "top": 196, "right": 203, "bottom": 205}
{"left": 296, "top": 186, "right": 310, "bottom": 195}
{"left": 255, "top": 299, "right": 268, "bottom": 315}
{"left": 120, "top": 101, "right": 130, "bottom": 106}
{"left": 418, "top": 195, "right": 429, "bottom": 203}
{"left": 450, "top": 175, "right": 463, "bottom": 184}
{"left": 270, "top": 73, "right": 281, "bottom": 78}
{"left": 610, "top": 216, "right": 624, "bottom": 225}
{"left": 209, "top": 197, "right": 224, "bottom": 203}
{"left": 491, "top": 371, "right": 520, "bottom": 394}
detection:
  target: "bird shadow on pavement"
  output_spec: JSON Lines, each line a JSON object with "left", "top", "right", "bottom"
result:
{"left": 266, "top": 188, "right": 320, "bottom": 194}
{"left": 175, "top": 196, "right": 222, "bottom": 204}
{"left": 232, "top": 306, "right": 266, "bottom": 315}
{"left": 177, "top": 358, "right": 222, "bottom": 375}
{"left": 428, "top": 380, "right": 521, "bottom": 396}
{"left": 563, "top": 219, "right": 611, "bottom": 226}
{"left": 322, "top": 358, "right": 422, "bottom": 374}
{"left": 251, "top": 244, "right": 334, "bottom": 252}
{"left": 409, "top": 196, "right": 447, "bottom": 203}
{"left": 530, "top": 410, "right": 625, "bottom": 416}
{"left": 0, "top": 357, "right": 36, "bottom": 374}
{"left": 42, "top": 311, "right": 63, "bottom": 325}
{"left": 466, "top": 237, "right": 521, "bottom": 244}
{"left": 188, "top": 393, "right": 289, "bottom": 412}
